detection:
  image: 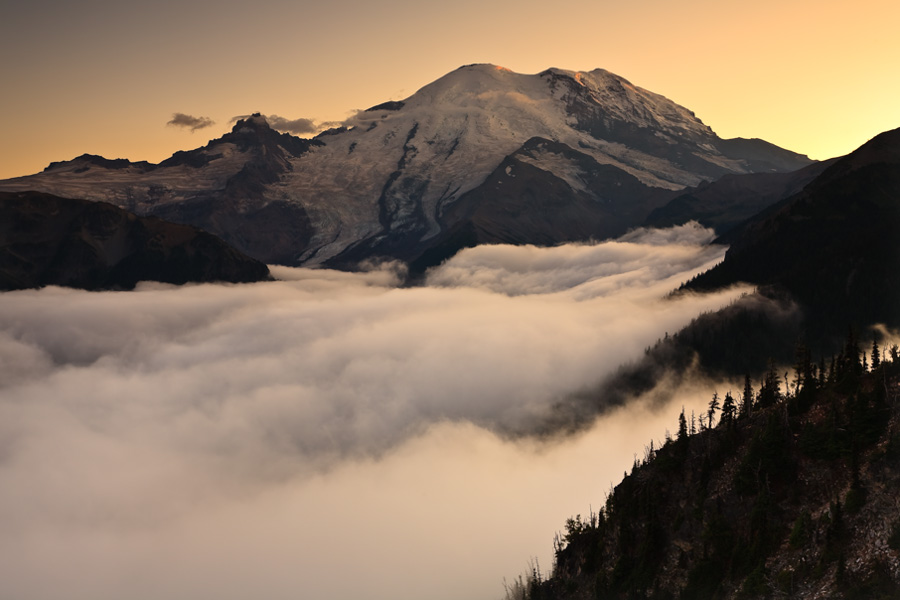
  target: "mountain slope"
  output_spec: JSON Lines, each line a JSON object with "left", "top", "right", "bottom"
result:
{"left": 685, "top": 127, "right": 900, "bottom": 348}
{"left": 402, "top": 137, "right": 680, "bottom": 274}
{"left": 0, "top": 191, "right": 270, "bottom": 290}
{"left": 0, "top": 66, "right": 812, "bottom": 267}
{"left": 292, "top": 65, "right": 811, "bottom": 266}
{"left": 527, "top": 356, "right": 900, "bottom": 600}
{"left": 643, "top": 158, "right": 836, "bottom": 235}
{"left": 0, "top": 115, "right": 319, "bottom": 264}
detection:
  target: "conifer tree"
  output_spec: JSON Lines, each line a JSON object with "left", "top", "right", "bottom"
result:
{"left": 794, "top": 345, "right": 813, "bottom": 393}
{"left": 741, "top": 374, "right": 753, "bottom": 417}
{"left": 759, "top": 360, "right": 781, "bottom": 408}
{"left": 677, "top": 408, "right": 688, "bottom": 441}
{"left": 871, "top": 336, "right": 881, "bottom": 370}
{"left": 721, "top": 392, "right": 736, "bottom": 427}
{"left": 844, "top": 327, "right": 862, "bottom": 377}
{"left": 708, "top": 392, "right": 720, "bottom": 428}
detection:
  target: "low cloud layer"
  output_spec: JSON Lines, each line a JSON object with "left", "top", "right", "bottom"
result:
{"left": 0, "top": 225, "right": 751, "bottom": 600}
{"left": 166, "top": 112, "right": 215, "bottom": 131}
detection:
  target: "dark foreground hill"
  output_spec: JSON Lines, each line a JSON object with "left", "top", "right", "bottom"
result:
{"left": 0, "top": 191, "right": 270, "bottom": 290}
{"left": 518, "top": 346, "right": 900, "bottom": 600}
{"left": 685, "top": 127, "right": 900, "bottom": 353}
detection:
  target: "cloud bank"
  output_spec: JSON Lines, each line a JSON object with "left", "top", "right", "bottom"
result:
{"left": 0, "top": 225, "right": 750, "bottom": 600}
{"left": 166, "top": 112, "right": 215, "bottom": 131}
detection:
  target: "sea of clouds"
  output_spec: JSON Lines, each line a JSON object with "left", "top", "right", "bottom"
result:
{"left": 0, "top": 223, "right": 751, "bottom": 600}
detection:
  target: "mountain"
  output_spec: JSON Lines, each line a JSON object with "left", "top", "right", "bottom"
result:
{"left": 684, "top": 127, "right": 900, "bottom": 350}
{"left": 0, "top": 115, "right": 320, "bottom": 265}
{"left": 0, "top": 191, "right": 270, "bottom": 290}
{"left": 643, "top": 158, "right": 836, "bottom": 235}
{"left": 510, "top": 127, "right": 900, "bottom": 600}
{"left": 0, "top": 66, "right": 812, "bottom": 268}
{"left": 578, "top": 127, "right": 900, "bottom": 401}
{"left": 523, "top": 354, "right": 900, "bottom": 600}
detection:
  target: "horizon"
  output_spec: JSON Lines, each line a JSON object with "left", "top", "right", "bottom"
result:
{"left": 2, "top": 0, "right": 898, "bottom": 180}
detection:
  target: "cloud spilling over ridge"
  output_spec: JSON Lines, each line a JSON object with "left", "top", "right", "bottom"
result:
{"left": 0, "top": 225, "right": 752, "bottom": 600}
{"left": 229, "top": 113, "right": 342, "bottom": 135}
{"left": 265, "top": 114, "right": 317, "bottom": 134}
{"left": 166, "top": 112, "right": 215, "bottom": 131}
{"left": 426, "top": 221, "right": 720, "bottom": 297}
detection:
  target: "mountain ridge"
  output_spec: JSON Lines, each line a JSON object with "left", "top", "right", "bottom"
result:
{"left": 0, "top": 66, "right": 813, "bottom": 268}
{"left": 685, "top": 127, "right": 900, "bottom": 349}
{"left": 0, "top": 190, "right": 270, "bottom": 290}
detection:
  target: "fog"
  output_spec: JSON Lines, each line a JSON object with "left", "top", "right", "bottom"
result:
{"left": 0, "top": 224, "right": 749, "bottom": 600}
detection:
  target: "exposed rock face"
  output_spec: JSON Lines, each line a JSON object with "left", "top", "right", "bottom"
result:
{"left": 0, "top": 68, "right": 813, "bottom": 268}
{"left": 0, "top": 191, "right": 270, "bottom": 290}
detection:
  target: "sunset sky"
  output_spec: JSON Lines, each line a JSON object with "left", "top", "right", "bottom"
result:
{"left": 1, "top": 0, "right": 897, "bottom": 180}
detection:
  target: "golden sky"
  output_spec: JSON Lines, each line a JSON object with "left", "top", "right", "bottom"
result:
{"left": 1, "top": 0, "right": 897, "bottom": 180}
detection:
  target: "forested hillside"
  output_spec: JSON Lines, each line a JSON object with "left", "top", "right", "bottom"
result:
{"left": 514, "top": 334, "right": 900, "bottom": 599}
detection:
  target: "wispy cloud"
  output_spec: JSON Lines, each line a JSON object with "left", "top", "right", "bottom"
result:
{"left": 230, "top": 113, "right": 342, "bottom": 135}
{"left": 166, "top": 112, "right": 215, "bottom": 132}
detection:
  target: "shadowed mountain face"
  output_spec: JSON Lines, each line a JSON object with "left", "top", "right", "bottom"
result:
{"left": 399, "top": 137, "right": 682, "bottom": 275}
{"left": 686, "top": 127, "right": 900, "bottom": 348}
{"left": 643, "top": 158, "right": 837, "bottom": 236}
{"left": 0, "top": 191, "right": 270, "bottom": 290}
{"left": 1, "top": 115, "right": 318, "bottom": 265}
{"left": 0, "top": 67, "right": 812, "bottom": 268}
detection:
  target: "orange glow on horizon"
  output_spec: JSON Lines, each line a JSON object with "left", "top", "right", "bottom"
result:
{"left": 0, "top": 0, "right": 897, "bottom": 179}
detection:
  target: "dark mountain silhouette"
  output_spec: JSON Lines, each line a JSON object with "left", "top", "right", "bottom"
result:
{"left": 643, "top": 158, "right": 836, "bottom": 235}
{"left": 685, "top": 127, "right": 900, "bottom": 352}
{"left": 0, "top": 191, "right": 270, "bottom": 290}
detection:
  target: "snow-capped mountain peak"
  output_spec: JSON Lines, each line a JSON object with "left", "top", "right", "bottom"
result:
{"left": 0, "top": 65, "right": 813, "bottom": 268}
{"left": 280, "top": 64, "right": 772, "bottom": 263}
